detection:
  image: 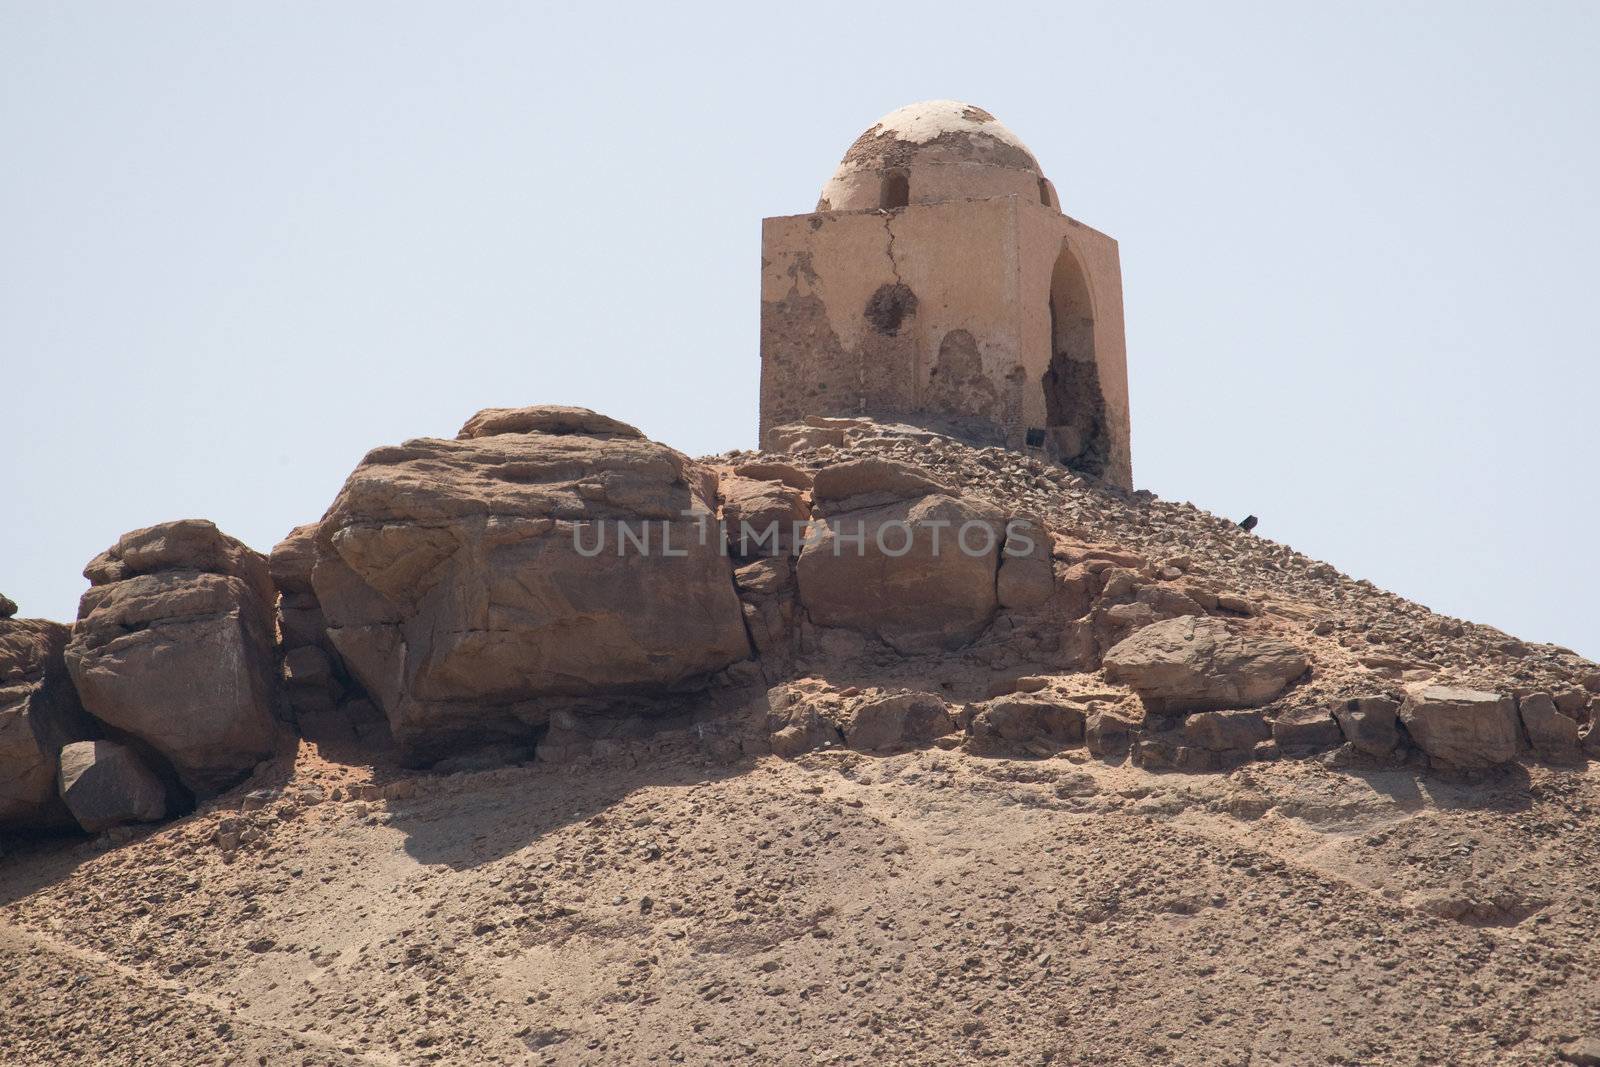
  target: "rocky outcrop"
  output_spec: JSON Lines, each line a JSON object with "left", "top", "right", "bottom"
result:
{"left": 1, "top": 617, "right": 95, "bottom": 829}
{"left": 56, "top": 740, "right": 166, "bottom": 833}
{"left": 64, "top": 520, "right": 282, "bottom": 795}
{"left": 836, "top": 691, "right": 955, "bottom": 752}
{"left": 797, "top": 458, "right": 1006, "bottom": 653}
{"left": 967, "top": 693, "right": 1086, "bottom": 755}
{"left": 1101, "top": 616, "right": 1309, "bottom": 714}
{"left": 309, "top": 406, "right": 751, "bottom": 761}
{"left": 1398, "top": 685, "right": 1520, "bottom": 770}
{"left": 765, "top": 682, "right": 844, "bottom": 757}
{"left": 268, "top": 524, "right": 381, "bottom": 745}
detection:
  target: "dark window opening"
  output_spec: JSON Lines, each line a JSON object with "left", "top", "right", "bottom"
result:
{"left": 880, "top": 170, "right": 910, "bottom": 209}
{"left": 1038, "top": 178, "right": 1052, "bottom": 208}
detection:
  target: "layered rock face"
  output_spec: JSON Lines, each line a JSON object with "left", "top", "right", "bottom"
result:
{"left": 309, "top": 407, "right": 752, "bottom": 760}
{"left": 796, "top": 458, "right": 1008, "bottom": 653}
{"left": 268, "top": 524, "right": 388, "bottom": 746}
{"left": 1, "top": 616, "right": 95, "bottom": 829}
{"left": 64, "top": 521, "right": 282, "bottom": 795}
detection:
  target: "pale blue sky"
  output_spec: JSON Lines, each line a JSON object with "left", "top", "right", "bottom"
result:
{"left": 3, "top": 2, "right": 1596, "bottom": 658}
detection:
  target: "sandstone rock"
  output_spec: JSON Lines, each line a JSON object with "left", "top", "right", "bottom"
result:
{"left": 995, "top": 518, "right": 1054, "bottom": 609}
{"left": 1558, "top": 1037, "right": 1600, "bottom": 1067}
{"left": 0, "top": 594, "right": 16, "bottom": 619}
{"left": 65, "top": 520, "right": 282, "bottom": 795}
{"left": 766, "top": 424, "right": 846, "bottom": 452}
{"left": 967, "top": 694, "right": 1086, "bottom": 754}
{"left": 56, "top": 740, "right": 166, "bottom": 833}
{"left": 1135, "top": 585, "right": 1206, "bottom": 619}
{"left": 766, "top": 684, "right": 843, "bottom": 757}
{"left": 283, "top": 645, "right": 334, "bottom": 689}
{"left": 1101, "top": 617, "right": 1309, "bottom": 715}
{"left": 457, "top": 406, "right": 642, "bottom": 440}
{"left": 810, "top": 457, "right": 953, "bottom": 514}
{"left": 267, "top": 522, "right": 321, "bottom": 596}
{"left": 310, "top": 406, "right": 751, "bottom": 760}
{"left": 1, "top": 617, "right": 95, "bottom": 829}
{"left": 1132, "top": 734, "right": 1244, "bottom": 773}
{"left": 719, "top": 474, "right": 810, "bottom": 557}
{"left": 1271, "top": 705, "right": 1344, "bottom": 754}
{"left": 1215, "top": 594, "right": 1260, "bottom": 616}
{"left": 839, "top": 692, "right": 953, "bottom": 752}
{"left": 734, "top": 558, "right": 798, "bottom": 669}
{"left": 270, "top": 523, "right": 367, "bottom": 734}
{"left": 1519, "top": 692, "right": 1582, "bottom": 761}
{"left": 1334, "top": 696, "right": 1402, "bottom": 757}
{"left": 797, "top": 475, "right": 1005, "bottom": 653}
{"left": 732, "top": 461, "right": 812, "bottom": 491}
{"left": 1398, "top": 685, "right": 1520, "bottom": 769}
{"left": 1184, "top": 709, "right": 1270, "bottom": 752}
{"left": 1085, "top": 706, "right": 1139, "bottom": 756}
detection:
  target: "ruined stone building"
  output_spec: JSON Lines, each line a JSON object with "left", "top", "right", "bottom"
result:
{"left": 759, "top": 100, "right": 1132, "bottom": 488}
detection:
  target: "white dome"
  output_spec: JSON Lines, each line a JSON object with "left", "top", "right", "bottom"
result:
{"left": 818, "top": 101, "right": 1055, "bottom": 212}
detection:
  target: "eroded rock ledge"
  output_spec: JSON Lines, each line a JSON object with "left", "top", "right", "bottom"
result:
{"left": 3, "top": 408, "right": 1597, "bottom": 839}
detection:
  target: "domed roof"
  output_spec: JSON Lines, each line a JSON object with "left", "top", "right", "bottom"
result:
{"left": 818, "top": 101, "right": 1055, "bottom": 212}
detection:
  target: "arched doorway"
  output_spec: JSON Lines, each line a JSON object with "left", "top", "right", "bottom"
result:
{"left": 1042, "top": 242, "right": 1110, "bottom": 477}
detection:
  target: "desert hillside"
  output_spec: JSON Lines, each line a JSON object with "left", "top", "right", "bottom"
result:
{"left": 3, "top": 412, "right": 1598, "bottom": 1066}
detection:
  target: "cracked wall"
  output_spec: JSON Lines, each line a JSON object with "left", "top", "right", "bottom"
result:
{"left": 759, "top": 196, "right": 1131, "bottom": 487}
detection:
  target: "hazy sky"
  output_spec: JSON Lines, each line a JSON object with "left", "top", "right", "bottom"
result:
{"left": 3, "top": 2, "right": 1596, "bottom": 658}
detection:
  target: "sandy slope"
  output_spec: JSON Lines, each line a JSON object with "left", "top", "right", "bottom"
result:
{"left": 4, "top": 738, "right": 1598, "bottom": 1066}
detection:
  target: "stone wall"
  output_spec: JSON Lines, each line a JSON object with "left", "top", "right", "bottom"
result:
{"left": 759, "top": 196, "right": 1132, "bottom": 488}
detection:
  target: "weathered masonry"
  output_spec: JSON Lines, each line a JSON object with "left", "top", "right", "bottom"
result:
{"left": 759, "top": 100, "right": 1132, "bottom": 488}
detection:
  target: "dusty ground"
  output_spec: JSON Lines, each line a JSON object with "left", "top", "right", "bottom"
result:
{"left": 4, "top": 737, "right": 1598, "bottom": 1066}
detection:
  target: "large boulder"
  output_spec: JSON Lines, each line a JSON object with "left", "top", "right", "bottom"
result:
{"left": 1398, "top": 685, "right": 1520, "bottom": 769}
{"left": 65, "top": 520, "right": 282, "bottom": 795}
{"left": 1, "top": 617, "right": 95, "bottom": 829}
{"left": 310, "top": 406, "right": 751, "bottom": 760}
{"left": 56, "top": 740, "right": 166, "bottom": 833}
{"left": 797, "top": 458, "right": 1006, "bottom": 653}
{"left": 1101, "top": 617, "right": 1309, "bottom": 714}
